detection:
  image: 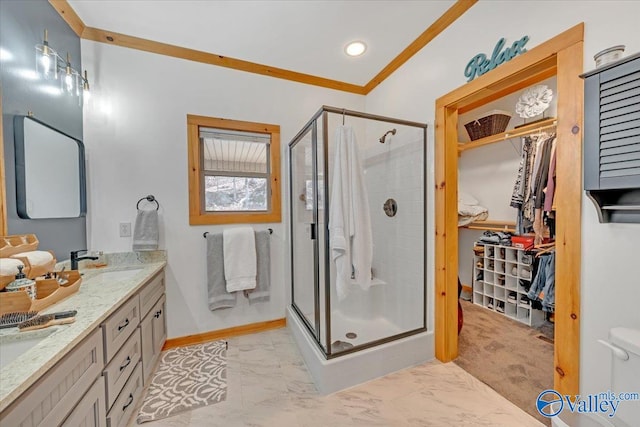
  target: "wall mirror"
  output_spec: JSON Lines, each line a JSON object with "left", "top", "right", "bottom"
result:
{"left": 13, "top": 115, "right": 86, "bottom": 219}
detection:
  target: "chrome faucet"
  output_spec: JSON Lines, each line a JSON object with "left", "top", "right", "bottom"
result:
{"left": 70, "top": 249, "right": 98, "bottom": 270}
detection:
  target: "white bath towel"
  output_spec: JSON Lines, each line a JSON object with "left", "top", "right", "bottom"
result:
{"left": 223, "top": 227, "right": 257, "bottom": 292}
{"left": 133, "top": 208, "right": 159, "bottom": 251}
{"left": 244, "top": 230, "right": 271, "bottom": 304}
{"left": 329, "top": 126, "right": 373, "bottom": 301}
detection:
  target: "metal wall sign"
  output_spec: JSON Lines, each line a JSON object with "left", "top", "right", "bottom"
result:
{"left": 465, "top": 36, "right": 530, "bottom": 82}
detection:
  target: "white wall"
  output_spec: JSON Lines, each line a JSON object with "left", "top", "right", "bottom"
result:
{"left": 365, "top": 0, "right": 640, "bottom": 396}
{"left": 81, "top": 40, "right": 364, "bottom": 339}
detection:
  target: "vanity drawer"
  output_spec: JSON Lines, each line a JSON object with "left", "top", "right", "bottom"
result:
{"left": 139, "top": 271, "right": 164, "bottom": 318}
{"left": 103, "top": 327, "right": 141, "bottom": 410}
{"left": 102, "top": 296, "right": 140, "bottom": 363}
{"left": 61, "top": 376, "right": 107, "bottom": 427}
{"left": 0, "top": 329, "right": 104, "bottom": 427}
{"left": 106, "top": 362, "right": 143, "bottom": 427}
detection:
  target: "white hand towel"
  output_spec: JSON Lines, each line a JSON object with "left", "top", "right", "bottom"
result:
{"left": 133, "top": 209, "right": 159, "bottom": 251}
{"left": 223, "top": 227, "right": 257, "bottom": 292}
{"left": 329, "top": 126, "right": 373, "bottom": 301}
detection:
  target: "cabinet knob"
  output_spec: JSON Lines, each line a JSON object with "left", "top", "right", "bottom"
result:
{"left": 154, "top": 310, "right": 162, "bottom": 319}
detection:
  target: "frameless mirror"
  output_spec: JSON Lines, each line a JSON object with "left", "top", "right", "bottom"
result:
{"left": 13, "top": 115, "right": 86, "bottom": 219}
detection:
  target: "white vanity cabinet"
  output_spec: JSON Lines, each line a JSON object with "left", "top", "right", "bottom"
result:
{"left": 139, "top": 272, "right": 167, "bottom": 384}
{"left": 103, "top": 270, "right": 166, "bottom": 427}
{"left": 0, "top": 266, "right": 166, "bottom": 427}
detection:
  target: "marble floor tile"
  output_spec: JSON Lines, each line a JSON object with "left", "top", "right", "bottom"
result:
{"left": 131, "top": 328, "right": 543, "bottom": 427}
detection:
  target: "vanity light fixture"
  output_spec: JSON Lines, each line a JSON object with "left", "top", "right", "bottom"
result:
{"left": 345, "top": 41, "right": 367, "bottom": 57}
{"left": 35, "top": 30, "right": 57, "bottom": 79}
{"left": 82, "top": 70, "right": 91, "bottom": 101}
{"left": 35, "top": 29, "right": 90, "bottom": 103}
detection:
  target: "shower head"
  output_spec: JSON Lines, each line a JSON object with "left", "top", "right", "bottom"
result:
{"left": 379, "top": 128, "right": 396, "bottom": 144}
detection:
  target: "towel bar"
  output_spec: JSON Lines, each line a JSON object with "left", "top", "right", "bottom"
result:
{"left": 203, "top": 228, "right": 273, "bottom": 238}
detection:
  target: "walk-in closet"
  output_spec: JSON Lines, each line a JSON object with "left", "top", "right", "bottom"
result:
{"left": 456, "top": 77, "right": 558, "bottom": 425}
{"left": 434, "top": 25, "right": 584, "bottom": 426}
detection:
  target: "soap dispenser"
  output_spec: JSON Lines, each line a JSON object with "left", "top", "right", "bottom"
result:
{"left": 6, "top": 265, "right": 37, "bottom": 300}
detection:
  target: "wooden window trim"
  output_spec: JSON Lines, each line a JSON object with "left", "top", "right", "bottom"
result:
{"left": 187, "top": 114, "right": 281, "bottom": 225}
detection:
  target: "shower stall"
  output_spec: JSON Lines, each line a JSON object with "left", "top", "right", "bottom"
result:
{"left": 287, "top": 106, "right": 431, "bottom": 393}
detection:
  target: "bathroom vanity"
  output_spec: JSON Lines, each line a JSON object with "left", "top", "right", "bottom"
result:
{"left": 0, "top": 252, "right": 167, "bottom": 427}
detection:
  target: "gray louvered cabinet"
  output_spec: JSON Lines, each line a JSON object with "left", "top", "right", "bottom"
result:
{"left": 583, "top": 52, "right": 640, "bottom": 223}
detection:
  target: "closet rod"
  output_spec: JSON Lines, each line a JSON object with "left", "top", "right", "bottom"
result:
{"left": 458, "top": 117, "right": 557, "bottom": 153}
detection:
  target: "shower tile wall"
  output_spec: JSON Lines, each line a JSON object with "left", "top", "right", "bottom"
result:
{"left": 363, "top": 130, "right": 425, "bottom": 332}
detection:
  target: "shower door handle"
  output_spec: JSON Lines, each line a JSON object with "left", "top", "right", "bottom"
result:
{"left": 310, "top": 223, "right": 317, "bottom": 240}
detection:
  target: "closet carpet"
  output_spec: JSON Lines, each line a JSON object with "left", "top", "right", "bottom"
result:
{"left": 456, "top": 300, "right": 553, "bottom": 426}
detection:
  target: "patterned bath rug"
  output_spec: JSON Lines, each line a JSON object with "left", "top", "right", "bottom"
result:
{"left": 137, "top": 340, "right": 227, "bottom": 423}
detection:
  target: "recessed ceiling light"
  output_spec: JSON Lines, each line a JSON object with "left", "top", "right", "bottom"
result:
{"left": 345, "top": 41, "right": 366, "bottom": 57}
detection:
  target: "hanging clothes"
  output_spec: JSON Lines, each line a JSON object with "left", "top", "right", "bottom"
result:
{"left": 328, "top": 125, "right": 373, "bottom": 301}
{"left": 527, "top": 252, "right": 555, "bottom": 312}
{"left": 511, "top": 131, "right": 557, "bottom": 236}
{"left": 532, "top": 135, "right": 556, "bottom": 209}
{"left": 532, "top": 135, "right": 556, "bottom": 243}
{"left": 544, "top": 142, "right": 557, "bottom": 213}
{"left": 510, "top": 136, "right": 534, "bottom": 209}
{"left": 521, "top": 134, "right": 543, "bottom": 229}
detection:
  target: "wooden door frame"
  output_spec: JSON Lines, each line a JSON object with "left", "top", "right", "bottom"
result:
{"left": 435, "top": 23, "right": 584, "bottom": 396}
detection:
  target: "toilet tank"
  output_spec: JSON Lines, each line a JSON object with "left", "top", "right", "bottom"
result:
{"left": 608, "top": 327, "right": 640, "bottom": 427}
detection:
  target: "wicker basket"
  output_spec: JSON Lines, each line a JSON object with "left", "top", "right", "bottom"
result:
{"left": 464, "top": 110, "right": 512, "bottom": 141}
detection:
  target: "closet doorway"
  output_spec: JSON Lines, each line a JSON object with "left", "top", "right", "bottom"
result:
{"left": 434, "top": 23, "right": 584, "bottom": 397}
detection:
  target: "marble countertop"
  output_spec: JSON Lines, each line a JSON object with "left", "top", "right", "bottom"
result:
{"left": 0, "top": 251, "right": 167, "bottom": 413}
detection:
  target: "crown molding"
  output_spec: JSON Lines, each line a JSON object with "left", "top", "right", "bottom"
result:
{"left": 49, "top": 0, "right": 476, "bottom": 95}
{"left": 363, "top": 0, "right": 478, "bottom": 93}
{"left": 49, "top": 0, "right": 85, "bottom": 37}
{"left": 81, "top": 26, "right": 367, "bottom": 94}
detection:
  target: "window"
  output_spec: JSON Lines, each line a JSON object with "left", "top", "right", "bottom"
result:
{"left": 187, "top": 115, "right": 281, "bottom": 225}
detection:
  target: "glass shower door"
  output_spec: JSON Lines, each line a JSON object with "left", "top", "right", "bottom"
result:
{"left": 290, "top": 122, "right": 320, "bottom": 341}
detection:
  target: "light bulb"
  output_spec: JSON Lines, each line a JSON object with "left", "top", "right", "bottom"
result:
{"left": 82, "top": 70, "right": 90, "bottom": 103}
{"left": 40, "top": 53, "right": 50, "bottom": 72}
{"left": 36, "top": 30, "right": 57, "bottom": 79}
{"left": 65, "top": 72, "right": 74, "bottom": 92}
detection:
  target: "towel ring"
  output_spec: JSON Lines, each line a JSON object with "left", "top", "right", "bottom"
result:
{"left": 137, "top": 195, "right": 159, "bottom": 211}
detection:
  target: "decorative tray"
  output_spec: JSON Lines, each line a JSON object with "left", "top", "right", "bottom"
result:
{"left": 0, "top": 234, "right": 39, "bottom": 258}
{"left": 0, "top": 270, "right": 82, "bottom": 316}
{"left": 0, "top": 234, "right": 57, "bottom": 290}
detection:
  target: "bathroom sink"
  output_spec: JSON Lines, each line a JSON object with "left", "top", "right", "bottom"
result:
{"left": 0, "top": 328, "right": 56, "bottom": 369}
{"left": 91, "top": 268, "right": 144, "bottom": 284}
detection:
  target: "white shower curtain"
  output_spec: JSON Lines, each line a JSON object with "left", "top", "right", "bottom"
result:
{"left": 329, "top": 125, "right": 373, "bottom": 301}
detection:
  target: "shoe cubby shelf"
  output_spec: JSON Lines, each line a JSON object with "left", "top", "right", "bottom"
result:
{"left": 472, "top": 243, "right": 545, "bottom": 327}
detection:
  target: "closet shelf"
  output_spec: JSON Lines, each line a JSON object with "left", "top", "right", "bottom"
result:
{"left": 463, "top": 219, "right": 516, "bottom": 233}
{"left": 458, "top": 117, "right": 557, "bottom": 153}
